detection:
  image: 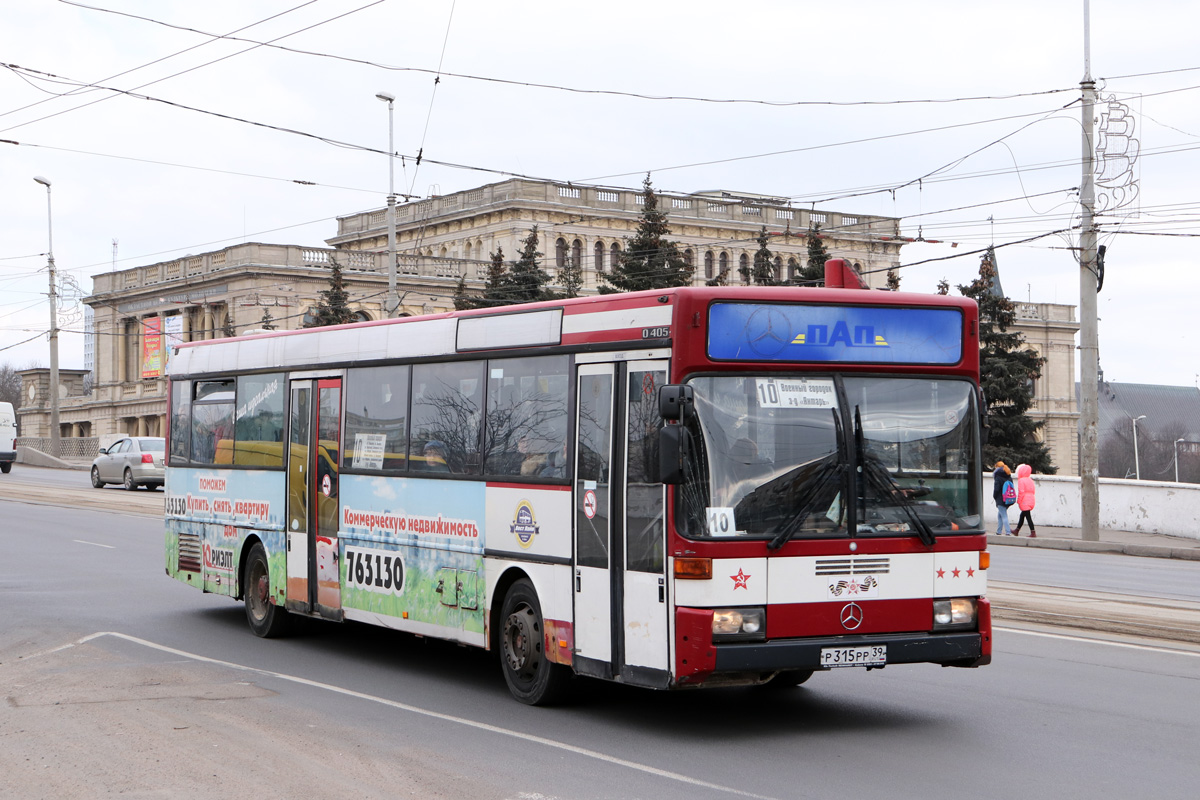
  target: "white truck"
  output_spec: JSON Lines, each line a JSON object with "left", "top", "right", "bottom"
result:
{"left": 0, "top": 401, "right": 15, "bottom": 474}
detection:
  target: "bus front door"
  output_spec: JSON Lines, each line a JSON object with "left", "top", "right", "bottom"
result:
{"left": 573, "top": 360, "right": 669, "bottom": 685}
{"left": 286, "top": 377, "right": 344, "bottom": 620}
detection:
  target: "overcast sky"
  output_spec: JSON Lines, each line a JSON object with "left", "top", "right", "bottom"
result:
{"left": 3, "top": 0, "right": 1198, "bottom": 394}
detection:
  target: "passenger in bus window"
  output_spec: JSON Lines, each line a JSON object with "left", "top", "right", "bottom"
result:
{"left": 518, "top": 434, "right": 548, "bottom": 476}
{"left": 423, "top": 440, "right": 450, "bottom": 472}
{"left": 539, "top": 440, "right": 569, "bottom": 479}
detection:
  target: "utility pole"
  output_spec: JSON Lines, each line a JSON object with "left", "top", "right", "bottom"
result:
{"left": 1078, "top": 0, "right": 1101, "bottom": 541}
{"left": 376, "top": 92, "right": 399, "bottom": 318}
{"left": 34, "top": 176, "right": 60, "bottom": 460}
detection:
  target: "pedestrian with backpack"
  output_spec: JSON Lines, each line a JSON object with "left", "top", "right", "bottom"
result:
{"left": 993, "top": 461, "right": 1015, "bottom": 536}
{"left": 1013, "top": 463, "right": 1038, "bottom": 537}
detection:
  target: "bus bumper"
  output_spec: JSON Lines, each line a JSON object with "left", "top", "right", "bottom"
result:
{"left": 674, "top": 605, "right": 989, "bottom": 686}
{"left": 712, "top": 630, "right": 987, "bottom": 674}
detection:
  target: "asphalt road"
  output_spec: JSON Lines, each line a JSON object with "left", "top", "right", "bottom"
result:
{"left": 989, "top": 544, "right": 1200, "bottom": 602}
{"left": 2, "top": 499, "right": 1199, "bottom": 799}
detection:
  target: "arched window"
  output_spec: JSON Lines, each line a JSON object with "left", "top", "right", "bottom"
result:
{"left": 463, "top": 241, "right": 472, "bottom": 263}
{"left": 684, "top": 249, "right": 694, "bottom": 267}
{"left": 739, "top": 253, "right": 750, "bottom": 284}
{"left": 556, "top": 238, "right": 567, "bottom": 268}
{"left": 354, "top": 310, "right": 371, "bottom": 323}
{"left": 774, "top": 256, "right": 783, "bottom": 283}
{"left": 610, "top": 242, "right": 621, "bottom": 268}
{"left": 704, "top": 251, "right": 714, "bottom": 280}
{"left": 718, "top": 252, "right": 729, "bottom": 278}
{"left": 571, "top": 239, "right": 582, "bottom": 268}
{"left": 594, "top": 241, "right": 605, "bottom": 272}
{"left": 787, "top": 257, "right": 799, "bottom": 282}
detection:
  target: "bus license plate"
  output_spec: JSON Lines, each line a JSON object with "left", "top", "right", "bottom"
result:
{"left": 820, "top": 645, "right": 886, "bottom": 668}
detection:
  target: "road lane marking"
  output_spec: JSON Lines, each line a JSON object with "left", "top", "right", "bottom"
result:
{"left": 996, "top": 626, "right": 1200, "bottom": 657}
{"left": 66, "top": 632, "right": 781, "bottom": 800}
{"left": 73, "top": 539, "right": 115, "bottom": 549}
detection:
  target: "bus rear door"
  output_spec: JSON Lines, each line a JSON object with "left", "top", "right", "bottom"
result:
{"left": 286, "top": 376, "right": 344, "bottom": 620}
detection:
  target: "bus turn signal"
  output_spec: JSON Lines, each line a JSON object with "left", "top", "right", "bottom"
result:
{"left": 674, "top": 558, "right": 712, "bottom": 580}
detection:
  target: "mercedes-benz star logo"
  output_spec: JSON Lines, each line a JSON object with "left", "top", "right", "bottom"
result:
{"left": 744, "top": 307, "right": 792, "bottom": 357}
{"left": 840, "top": 602, "right": 863, "bottom": 630}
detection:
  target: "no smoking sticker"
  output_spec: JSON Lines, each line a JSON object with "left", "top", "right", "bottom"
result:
{"left": 583, "top": 489, "right": 597, "bottom": 519}
{"left": 321, "top": 474, "right": 332, "bottom": 497}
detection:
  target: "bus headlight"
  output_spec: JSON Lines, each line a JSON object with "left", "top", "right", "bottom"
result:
{"left": 712, "top": 607, "right": 765, "bottom": 641}
{"left": 933, "top": 598, "right": 977, "bottom": 630}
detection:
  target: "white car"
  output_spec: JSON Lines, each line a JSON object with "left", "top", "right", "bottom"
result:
{"left": 91, "top": 437, "right": 165, "bottom": 490}
{"left": 0, "top": 401, "right": 14, "bottom": 474}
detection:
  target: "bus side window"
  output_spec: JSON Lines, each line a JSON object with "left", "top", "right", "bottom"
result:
{"left": 411, "top": 361, "right": 485, "bottom": 475}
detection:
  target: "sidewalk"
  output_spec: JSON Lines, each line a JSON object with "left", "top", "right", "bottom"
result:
{"left": 988, "top": 525, "right": 1200, "bottom": 561}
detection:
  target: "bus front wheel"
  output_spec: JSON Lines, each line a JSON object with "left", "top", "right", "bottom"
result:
{"left": 499, "top": 579, "right": 569, "bottom": 705}
{"left": 244, "top": 542, "right": 289, "bottom": 638}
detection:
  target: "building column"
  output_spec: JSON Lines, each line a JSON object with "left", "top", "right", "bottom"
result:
{"left": 117, "top": 320, "right": 128, "bottom": 385}
{"left": 202, "top": 305, "right": 214, "bottom": 340}
{"left": 136, "top": 417, "right": 148, "bottom": 436}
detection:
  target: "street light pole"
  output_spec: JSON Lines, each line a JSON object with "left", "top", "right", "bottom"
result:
{"left": 33, "top": 176, "right": 60, "bottom": 460}
{"left": 376, "top": 91, "right": 398, "bottom": 318}
{"left": 1175, "top": 438, "right": 1185, "bottom": 483}
{"left": 1131, "top": 414, "right": 1146, "bottom": 481}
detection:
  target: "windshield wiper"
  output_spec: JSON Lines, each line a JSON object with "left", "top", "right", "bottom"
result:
{"left": 767, "top": 410, "right": 847, "bottom": 550}
{"left": 854, "top": 406, "right": 936, "bottom": 547}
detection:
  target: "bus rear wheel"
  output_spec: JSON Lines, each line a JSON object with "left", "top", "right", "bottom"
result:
{"left": 244, "top": 542, "right": 289, "bottom": 638}
{"left": 499, "top": 579, "right": 569, "bottom": 705}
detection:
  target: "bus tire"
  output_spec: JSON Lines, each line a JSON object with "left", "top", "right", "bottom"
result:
{"left": 769, "top": 669, "right": 814, "bottom": 688}
{"left": 244, "top": 542, "right": 289, "bottom": 638}
{"left": 499, "top": 578, "right": 570, "bottom": 705}
{"left": 0, "top": 462, "right": 11, "bottom": 474}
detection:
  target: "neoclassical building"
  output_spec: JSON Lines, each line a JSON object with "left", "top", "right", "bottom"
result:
{"left": 16, "top": 177, "right": 1078, "bottom": 472}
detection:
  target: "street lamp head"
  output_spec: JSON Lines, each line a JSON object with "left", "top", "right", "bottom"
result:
{"left": 33, "top": 175, "right": 51, "bottom": 187}
{"left": 375, "top": 91, "right": 395, "bottom": 103}
{"left": 1134, "top": 414, "right": 1146, "bottom": 422}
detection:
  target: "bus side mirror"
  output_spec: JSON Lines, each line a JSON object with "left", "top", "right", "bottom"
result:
{"left": 660, "top": 424, "right": 689, "bottom": 485}
{"left": 659, "top": 385, "right": 694, "bottom": 421}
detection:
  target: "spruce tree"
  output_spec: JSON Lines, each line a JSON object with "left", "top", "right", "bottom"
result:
{"left": 600, "top": 175, "right": 693, "bottom": 293}
{"left": 556, "top": 253, "right": 584, "bottom": 299}
{"left": 453, "top": 273, "right": 478, "bottom": 310}
{"left": 478, "top": 247, "right": 511, "bottom": 308}
{"left": 304, "top": 256, "right": 358, "bottom": 327}
{"left": 886, "top": 269, "right": 901, "bottom": 291}
{"left": 507, "top": 226, "right": 554, "bottom": 304}
{"left": 796, "top": 224, "right": 829, "bottom": 285}
{"left": 259, "top": 309, "right": 276, "bottom": 330}
{"left": 742, "top": 226, "right": 778, "bottom": 286}
{"left": 936, "top": 278, "right": 950, "bottom": 295}
{"left": 958, "top": 247, "right": 1055, "bottom": 473}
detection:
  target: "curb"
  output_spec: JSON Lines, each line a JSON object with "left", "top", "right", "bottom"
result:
{"left": 987, "top": 534, "right": 1200, "bottom": 561}
{"left": 989, "top": 581, "right": 1200, "bottom": 645}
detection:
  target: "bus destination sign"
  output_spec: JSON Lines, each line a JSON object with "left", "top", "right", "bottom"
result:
{"left": 707, "top": 302, "right": 963, "bottom": 365}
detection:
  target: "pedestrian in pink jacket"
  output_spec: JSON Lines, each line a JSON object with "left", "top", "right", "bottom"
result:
{"left": 1012, "top": 463, "right": 1037, "bottom": 537}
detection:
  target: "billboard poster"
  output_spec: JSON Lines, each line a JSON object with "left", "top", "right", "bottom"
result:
{"left": 141, "top": 316, "right": 163, "bottom": 378}
{"left": 163, "top": 314, "right": 184, "bottom": 364}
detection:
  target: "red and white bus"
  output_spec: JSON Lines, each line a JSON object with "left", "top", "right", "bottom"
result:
{"left": 164, "top": 260, "right": 991, "bottom": 704}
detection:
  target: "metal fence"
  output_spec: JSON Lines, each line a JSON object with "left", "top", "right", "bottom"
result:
{"left": 16, "top": 437, "right": 100, "bottom": 460}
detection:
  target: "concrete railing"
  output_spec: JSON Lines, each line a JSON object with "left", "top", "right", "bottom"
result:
{"left": 981, "top": 474, "right": 1200, "bottom": 540}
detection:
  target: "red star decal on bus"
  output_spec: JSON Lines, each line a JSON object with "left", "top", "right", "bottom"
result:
{"left": 967, "top": 567, "right": 975, "bottom": 577}
{"left": 731, "top": 569, "right": 750, "bottom": 590}
{"left": 936, "top": 568, "right": 945, "bottom": 578}
{"left": 952, "top": 567, "right": 961, "bottom": 578}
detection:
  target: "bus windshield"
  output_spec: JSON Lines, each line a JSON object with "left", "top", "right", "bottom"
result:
{"left": 675, "top": 375, "right": 980, "bottom": 541}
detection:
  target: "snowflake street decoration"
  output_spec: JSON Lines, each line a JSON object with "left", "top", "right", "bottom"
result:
{"left": 1095, "top": 94, "right": 1140, "bottom": 214}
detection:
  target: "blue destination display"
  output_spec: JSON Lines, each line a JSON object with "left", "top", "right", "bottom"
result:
{"left": 707, "top": 302, "right": 963, "bottom": 364}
